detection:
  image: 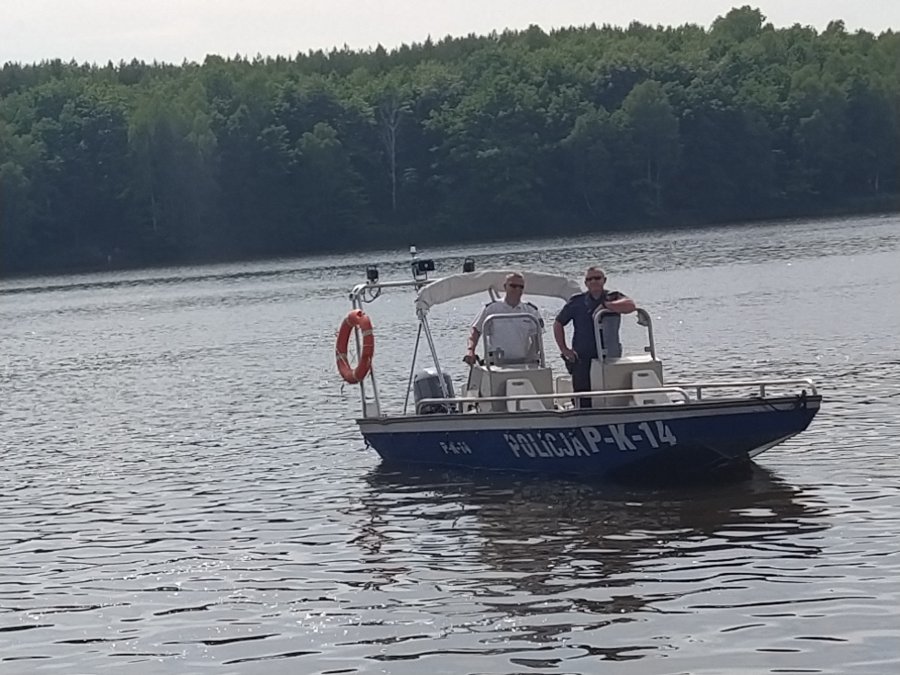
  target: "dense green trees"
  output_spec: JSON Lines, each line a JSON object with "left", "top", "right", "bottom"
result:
{"left": 1, "top": 7, "right": 898, "bottom": 276}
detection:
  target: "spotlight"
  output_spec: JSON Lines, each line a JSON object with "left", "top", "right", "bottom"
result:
{"left": 413, "top": 259, "right": 435, "bottom": 276}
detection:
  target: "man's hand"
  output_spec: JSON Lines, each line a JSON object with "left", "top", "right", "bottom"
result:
{"left": 463, "top": 352, "right": 478, "bottom": 366}
{"left": 603, "top": 296, "right": 636, "bottom": 314}
{"left": 560, "top": 347, "right": 578, "bottom": 362}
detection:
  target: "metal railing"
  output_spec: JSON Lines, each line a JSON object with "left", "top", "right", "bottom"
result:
{"left": 413, "top": 378, "right": 818, "bottom": 415}
{"left": 480, "top": 312, "right": 545, "bottom": 369}
{"left": 667, "top": 378, "right": 818, "bottom": 400}
{"left": 415, "top": 386, "right": 691, "bottom": 414}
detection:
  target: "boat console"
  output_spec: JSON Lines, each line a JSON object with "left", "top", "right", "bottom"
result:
{"left": 465, "top": 313, "right": 554, "bottom": 411}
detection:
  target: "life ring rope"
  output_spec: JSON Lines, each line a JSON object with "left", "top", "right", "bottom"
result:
{"left": 336, "top": 309, "right": 375, "bottom": 384}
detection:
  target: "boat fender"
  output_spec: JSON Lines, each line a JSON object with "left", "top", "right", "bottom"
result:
{"left": 336, "top": 309, "right": 375, "bottom": 384}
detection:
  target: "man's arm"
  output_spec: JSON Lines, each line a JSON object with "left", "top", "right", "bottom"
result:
{"left": 604, "top": 292, "right": 636, "bottom": 314}
{"left": 553, "top": 320, "right": 577, "bottom": 361}
{"left": 463, "top": 305, "right": 484, "bottom": 365}
{"left": 554, "top": 299, "right": 578, "bottom": 361}
{"left": 465, "top": 327, "right": 481, "bottom": 358}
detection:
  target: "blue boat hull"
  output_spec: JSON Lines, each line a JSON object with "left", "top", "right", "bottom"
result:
{"left": 358, "top": 395, "right": 821, "bottom": 481}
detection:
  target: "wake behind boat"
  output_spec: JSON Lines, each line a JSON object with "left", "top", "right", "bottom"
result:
{"left": 335, "top": 251, "right": 821, "bottom": 481}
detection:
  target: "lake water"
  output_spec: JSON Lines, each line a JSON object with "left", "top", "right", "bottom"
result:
{"left": 1, "top": 214, "right": 899, "bottom": 674}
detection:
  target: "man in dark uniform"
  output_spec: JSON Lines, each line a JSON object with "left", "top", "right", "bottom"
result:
{"left": 553, "top": 266, "right": 635, "bottom": 408}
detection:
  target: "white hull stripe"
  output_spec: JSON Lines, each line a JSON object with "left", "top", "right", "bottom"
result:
{"left": 359, "top": 396, "right": 820, "bottom": 434}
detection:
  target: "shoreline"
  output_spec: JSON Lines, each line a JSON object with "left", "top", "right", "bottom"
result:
{"left": 2, "top": 199, "right": 898, "bottom": 282}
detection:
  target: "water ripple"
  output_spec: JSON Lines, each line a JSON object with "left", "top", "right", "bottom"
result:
{"left": 2, "top": 216, "right": 899, "bottom": 673}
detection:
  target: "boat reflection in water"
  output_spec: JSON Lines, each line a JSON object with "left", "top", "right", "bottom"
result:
{"left": 354, "top": 465, "right": 827, "bottom": 661}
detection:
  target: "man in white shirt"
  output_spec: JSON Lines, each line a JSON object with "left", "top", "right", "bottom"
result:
{"left": 463, "top": 272, "right": 543, "bottom": 365}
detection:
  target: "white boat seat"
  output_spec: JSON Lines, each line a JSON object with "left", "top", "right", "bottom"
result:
{"left": 488, "top": 364, "right": 540, "bottom": 373}
{"left": 609, "top": 354, "right": 657, "bottom": 366}
{"left": 630, "top": 369, "right": 668, "bottom": 406}
{"left": 505, "top": 378, "right": 547, "bottom": 412}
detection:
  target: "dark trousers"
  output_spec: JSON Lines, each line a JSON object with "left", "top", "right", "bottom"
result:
{"left": 567, "top": 356, "right": 594, "bottom": 409}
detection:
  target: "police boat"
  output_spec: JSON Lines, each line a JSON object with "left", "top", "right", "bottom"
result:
{"left": 336, "top": 252, "right": 821, "bottom": 481}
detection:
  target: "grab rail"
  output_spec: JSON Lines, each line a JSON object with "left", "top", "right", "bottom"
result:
{"left": 480, "top": 312, "right": 545, "bottom": 369}
{"left": 415, "top": 386, "right": 691, "bottom": 414}
{"left": 666, "top": 378, "right": 818, "bottom": 400}
{"left": 415, "top": 378, "right": 818, "bottom": 414}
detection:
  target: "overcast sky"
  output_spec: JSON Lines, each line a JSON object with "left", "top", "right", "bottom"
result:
{"left": 4, "top": 1, "right": 899, "bottom": 65}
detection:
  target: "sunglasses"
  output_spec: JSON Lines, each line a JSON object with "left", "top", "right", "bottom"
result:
{"left": 585, "top": 276, "right": 605, "bottom": 282}
{"left": 507, "top": 283, "right": 525, "bottom": 289}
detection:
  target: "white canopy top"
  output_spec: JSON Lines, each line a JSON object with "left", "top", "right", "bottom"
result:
{"left": 415, "top": 270, "right": 582, "bottom": 313}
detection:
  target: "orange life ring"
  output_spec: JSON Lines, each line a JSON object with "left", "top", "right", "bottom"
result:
{"left": 336, "top": 309, "right": 375, "bottom": 384}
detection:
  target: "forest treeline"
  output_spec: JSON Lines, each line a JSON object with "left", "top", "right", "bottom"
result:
{"left": 1, "top": 6, "right": 899, "bottom": 276}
